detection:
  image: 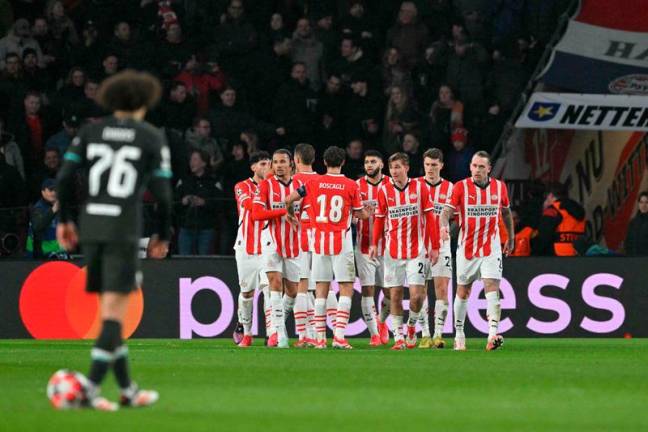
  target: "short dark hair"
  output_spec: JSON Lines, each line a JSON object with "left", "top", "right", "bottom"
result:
{"left": 473, "top": 150, "right": 491, "bottom": 165}
{"left": 190, "top": 148, "right": 210, "bottom": 164}
{"left": 273, "top": 148, "right": 293, "bottom": 160}
{"left": 323, "top": 146, "right": 346, "bottom": 168}
{"left": 423, "top": 148, "right": 443, "bottom": 162}
{"left": 96, "top": 70, "right": 162, "bottom": 112}
{"left": 640, "top": 191, "right": 648, "bottom": 201}
{"left": 295, "top": 143, "right": 315, "bottom": 165}
{"left": 364, "top": 149, "right": 383, "bottom": 161}
{"left": 5, "top": 52, "right": 19, "bottom": 61}
{"left": 250, "top": 151, "right": 271, "bottom": 165}
{"left": 388, "top": 152, "right": 409, "bottom": 166}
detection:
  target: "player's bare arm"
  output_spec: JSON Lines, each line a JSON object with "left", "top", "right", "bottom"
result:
{"left": 501, "top": 207, "right": 515, "bottom": 256}
{"left": 440, "top": 205, "right": 453, "bottom": 242}
{"left": 284, "top": 190, "right": 301, "bottom": 227}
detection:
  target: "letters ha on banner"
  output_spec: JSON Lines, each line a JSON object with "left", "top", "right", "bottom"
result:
{"left": 177, "top": 273, "right": 626, "bottom": 339}
{"left": 516, "top": 93, "right": 648, "bottom": 131}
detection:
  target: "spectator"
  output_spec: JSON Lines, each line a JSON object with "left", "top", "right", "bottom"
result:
{"left": 220, "top": 141, "right": 249, "bottom": 253}
{"left": 428, "top": 84, "right": 464, "bottom": 149}
{"left": 22, "top": 48, "right": 52, "bottom": 92}
{"left": 215, "top": 0, "right": 258, "bottom": 78}
{"left": 383, "top": 85, "right": 419, "bottom": 155}
{"left": 0, "top": 116, "right": 25, "bottom": 179}
{"left": 490, "top": 0, "right": 525, "bottom": 48}
{"left": 240, "top": 129, "right": 259, "bottom": 154}
{"left": 54, "top": 66, "right": 86, "bottom": 115}
{"left": 157, "top": 23, "right": 194, "bottom": 78}
{"left": 338, "top": 0, "right": 377, "bottom": 57}
{"left": 185, "top": 117, "right": 224, "bottom": 172}
{"left": 31, "top": 17, "right": 57, "bottom": 69}
{"left": 380, "top": 47, "right": 413, "bottom": 96}
{"left": 328, "top": 36, "right": 372, "bottom": 86}
{"left": 272, "top": 62, "right": 316, "bottom": 146}
{"left": 268, "top": 13, "right": 289, "bottom": 42}
{"left": 342, "top": 139, "right": 364, "bottom": 180}
{"left": 72, "top": 20, "right": 104, "bottom": 70}
{"left": 45, "top": 0, "right": 79, "bottom": 48}
{"left": 401, "top": 133, "right": 423, "bottom": 177}
{"left": 291, "top": 17, "right": 325, "bottom": 92}
{"left": 385, "top": 2, "right": 429, "bottom": 70}
{"left": 97, "top": 52, "right": 119, "bottom": 82}
{"left": 0, "top": 1, "right": 13, "bottom": 37}
{"left": 412, "top": 41, "right": 449, "bottom": 111}
{"left": 45, "top": 112, "right": 80, "bottom": 155}
{"left": 312, "top": 10, "right": 338, "bottom": 67}
{"left": 152, "top": 81, "right": 196, "bottom": 133}
{"left": 107, "top": 21, "right": 137, "bottom": 68}
{"left": 625, "top": 192, "right": 648, "bottom": 256}
{"left": 316, "top": 73, "right": 346, "bottom": 151}
{"left": 74, "top": 76, "right": 104, "bottom": 120}
{"left": 444, "top": 127, "right": 474, "bottom": 182}
{"left": 247, "top": 36, "right": 292, "bottom": 121}
{"left": 0, "top": 18, "right": 44, "bottom": 70}
{"left": 344, "top": 72, "right": 382, "bottom": 147}
{"left": 175, "top": 149, "right": 220, "bottom": 255}
{"left": 534, "top": 184, "right": 586, "bottom": 256}
{"left": 174, "top": 53, "right": 227, "bottom": 116}
{"left": 26, "top": 178, "right": 67, "bottom": 258}
{"left": 0, "top": 52, "right": 28, "bottom": 119}
{"left": 29, "top": 146, "right": 60, "bottom": 202}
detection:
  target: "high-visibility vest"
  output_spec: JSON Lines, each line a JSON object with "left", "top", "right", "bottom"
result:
{"left": 552, "top": 202, "right": 586, "bottom": 256}
{"left": 511, "top": 226, "right": 535, "bottom": 256}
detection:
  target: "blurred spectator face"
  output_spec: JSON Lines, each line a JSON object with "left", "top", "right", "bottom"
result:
{"left": 240, "top": 131, "right": 258, "bottom": 154}
{"left": 63, "top": 121, "right": 78, "bottom": 136}
{"left": 326, "top": 75, "right": 341, "bottom": 94}
{"left": 350, "top": 80, "right": 367, "bottom": 95}
{"left": 189, "top": 151, "right": 207, "bottom": 174}
{"left": 390, "top": 86, "right": 403, "bottom": 106}
{"left": 166, "top": 23, "right": 182, "bottom": 43}
{"left": 274, "top": 38, "right": 291, "bottom": 56}
{"left": 33, "top": 18, "right": 48, "bottom": 37}
{"left": 5, "top": 54, "right": 21, "bottom": 75}
{"left": 398, "top": 2, "right": 417, "bottom": 25}
{"left": 402, "top": 134, "right": 419, "bottom": 153}
{"left": 220, "top": 89, "right": 236, "bottom": 107}
{"left": 24, "top": 95, "right": 41, "bottom": 115}
{"left": 51, "top": 1, "right": 65, "bottom": 18}
{"left": 23, "top": 52, "right": 37, "bottom": 69}
{"left": 454, "top": 43, "right": 468, "bottom": 57}
{"left": 84, "top": 81, "right": 99, "bottom": 100}
{"left": 639, "top": 194, "right": 648, "bottom": 214}
{"left": 44, "top": 149, "right": 60, "bottom": 170}
{"left": 452, "top": 24, "right": 465, "bottom": 41}
{"left": 232, "top": 143, "right": 246, "bottom": 161}
{"left": 194, "top": 119, "right": 211, "bottom": 138}
{"left": 228, "top": 0, "right": 244, "bottom": 20}
{"left": 317, "top": 16, "right": 333, "bottom": 30}
{"left": 347, "top": 140, "right": 363, "bottom": 160}
{"left": 184, "top": 55, "right": 198, "bottom": 72}
{"left": 270, "top": 13, "right": 283, "bottom": 31}
{"left": 439, "top": 85, "right": 453, "bottom": 104}
{"left": 386, "top": 48, "right": 399, "bottom": 66}
{"left": 350, "top": 3, "right": 364, "bottom": 18}
{"left": 170, "top": 83, "right": 187, "bottom": 103}
{"left": 71, "top": 69, "right": 85, "bottom": 87}
{"left": 291, "top": 64, "right": 307, "bottom": 84}
{"left": 452, "top": 137, "right": 465, "bottom": 151}
{"left": 103, "top": 55, "right": 119, "bottom": 74}
{"left": 14, "top": 19, "right": 31, "bottom": 38}
{"left": 42, "top": 186, "right": 56, "bottom": 203}
{"left": 470, "top": 154, "right": 490, "bottom": 183}
{"left": 114, "top": 22, "right": 131, "bottom": 42}
{"left": 296, "top": 19, "right": 311, "bottom": 38}
{"left": 340, "top": 39, "right": 356, "bottom": 58}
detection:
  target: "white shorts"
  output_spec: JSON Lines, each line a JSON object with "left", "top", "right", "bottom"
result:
{"left": 456, "top": 243, "right": 503, "bottom": 285}
{"left": 426, "top": 251, "right": 453, "bottom": 279}
{"left": 383, "top": 252, "right": 427, "bottom": 288}
{"left": 312, "top": 250, "right": 356, "bottom": 282}
{"left": 355, "top": 249, "right": 384, "bottom": 287}
{"left": 263, "top": 249, "right": 301, "bottom": 283}
{"left": 235, "top": 249, "right": 261, "bottom": 293}
{"left": 299, "top": 250, "right": 316, "bottom": 290}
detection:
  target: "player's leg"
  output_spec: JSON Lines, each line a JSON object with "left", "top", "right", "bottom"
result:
{"left": 311, "top": 253, "right": 335, "bottom": 347}
{"left": 432, "top": 276, "right": 450, "bottom": 348}
{"left": 418, "top": 277, "right": 433, "bottom": 348}
{"left": 266, "top": 270, "right": 285, "bottom": 346}
{"left": 378, "top": 287, "right": 391, "bottom": 344}
{"left": 331, "top": 248, "right": 356, "bottom": 349}
{"left": 403, "top": 255, "right": 427, "bottom": 348}
{"left": 482, "top": 251, "right": 505, "bottom": 350}
{"left": 293, "top": 252, "right": 311, "bottom": 347}
{"left": 453, "top": 281, "right": 471, "bottom": 350}
{"left": 260, "top": 274, "right": 273, "bottom": 345}
{"left": 235, "top": 250, "right": 257, "bottom": 347}
{"left": 356, "top": 249, "right": 380, "bottom": 345}
{"left": 384, "top": 254, "right": 407, "bottom": 349}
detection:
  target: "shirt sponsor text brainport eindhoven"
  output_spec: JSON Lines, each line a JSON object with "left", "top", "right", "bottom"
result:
{"left": 388, "top": 204, "right": 419, "bottom": 219}
{"left": 466, "top": 205, "right": 499, "bottom": 218}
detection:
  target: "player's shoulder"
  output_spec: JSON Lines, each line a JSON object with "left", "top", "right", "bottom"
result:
{"left": 442, "top": 178, "right": 454, "bottom": 187}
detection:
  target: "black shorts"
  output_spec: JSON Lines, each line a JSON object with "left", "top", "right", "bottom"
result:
{"left": 83, "top": 242, "right": 140, "bottom": 293}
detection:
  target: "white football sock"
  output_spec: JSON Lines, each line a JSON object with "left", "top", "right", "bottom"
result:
{"left": 294, "top": 293, "right": 308, "bottom": 339}
{"left": 407, "top": 309, "right": 420, "bottom": 328}
{"left": 486, "top": 291, "right": 501, "bottom": 338}
{"left": 283, "top": 294, "right": 295, "bottom": 320}
{"left": 418, "top": 296, "right": 431, "bottom": 337}
{"left": 314, "top": 298, "right": 327, "bottom": 341}
{"left": 306, "top": 292, "right": 316, "bottom": 339}
{"left": 263, "top": 286, "right": 272, "bottom": 335}
{"left": 237, "top": 293, "right": 253, "bottom": 336}
{"left": 454, "top": 296, "right": 468, "bottom": 338}
{"left": 379, "top": 296, "right": 390, "bottom": 323}
{"left": 326, "top": 290, "right": 338, "bottom": 329}
{"left": 334, "top": 296, "right": 352, "bottom": 340}
{"left": 434, "top": 300, "right": 449, "bottom": 338}
{"left": 271, "top": 291, "right": 286, "bottom": 337}
{"left": 391, "top": 315, "right": 404, "bottom": 341}
{"left": 361, "top": 296, "right": 379, "bottom": 336}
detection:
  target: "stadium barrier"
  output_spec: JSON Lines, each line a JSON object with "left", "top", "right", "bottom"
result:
{"left": 1, "top": 257, "right": 645, "bottom": 339}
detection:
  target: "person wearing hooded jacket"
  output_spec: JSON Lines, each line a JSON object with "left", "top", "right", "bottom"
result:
{"left": 534, "top": 184, "right": 586, "bottom": 256}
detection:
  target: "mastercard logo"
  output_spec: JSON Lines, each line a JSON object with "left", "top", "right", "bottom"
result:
{"left": 19, "top": 262, "right": 143, "bottom": 339}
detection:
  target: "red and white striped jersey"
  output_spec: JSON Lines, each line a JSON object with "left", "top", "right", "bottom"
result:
{"left": 234, "top": 178, "right": 264, "bottom": 255}
{"left": 356, "top": 175, "right": 387, "bottom": 255}
{"left": 419, "top": 177, "right": 453, "bottom": 253}
{"left": 253, "top": 175, "right": 302, "bottom": 258}
{"left": 293, "top": 171, "right": 320, "bottom": 252}
{"left": 447, "top": 177, "right": 510, "bottom": 260}
{"left": 301, "top": 173, "right": 363, "bottom": 255}
{"left": 376, "top": 178, "right": 434, "bottom": 259}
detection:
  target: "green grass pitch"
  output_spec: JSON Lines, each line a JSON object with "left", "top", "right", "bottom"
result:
{"left": 2, "top": 339, "right": 648, "bottom": 431}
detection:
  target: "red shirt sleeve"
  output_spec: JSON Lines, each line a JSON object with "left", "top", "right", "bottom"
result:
{"left": 375, "top": 186, "right": 387, "bottom": 218}
{"left": 448, "top": 181, "right": 463, "bottom": 209}
{"left": 350, "top": 182, "right": 363, "bottom": 210}
{"left": 500, "top": 180, "right": 510, "bottom": 208}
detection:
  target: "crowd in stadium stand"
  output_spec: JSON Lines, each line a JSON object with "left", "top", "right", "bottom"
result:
{"left": 0, "top": 0, "right": 581, "bottom": 257}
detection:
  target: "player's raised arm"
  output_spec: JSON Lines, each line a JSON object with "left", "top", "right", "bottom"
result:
{"left": 251, "top": 180, "right": 287, "bottom": 221}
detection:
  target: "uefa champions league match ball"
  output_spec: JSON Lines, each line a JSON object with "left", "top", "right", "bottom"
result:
{"left": 47, "top": 369, "right": 89, "bottom": 409}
